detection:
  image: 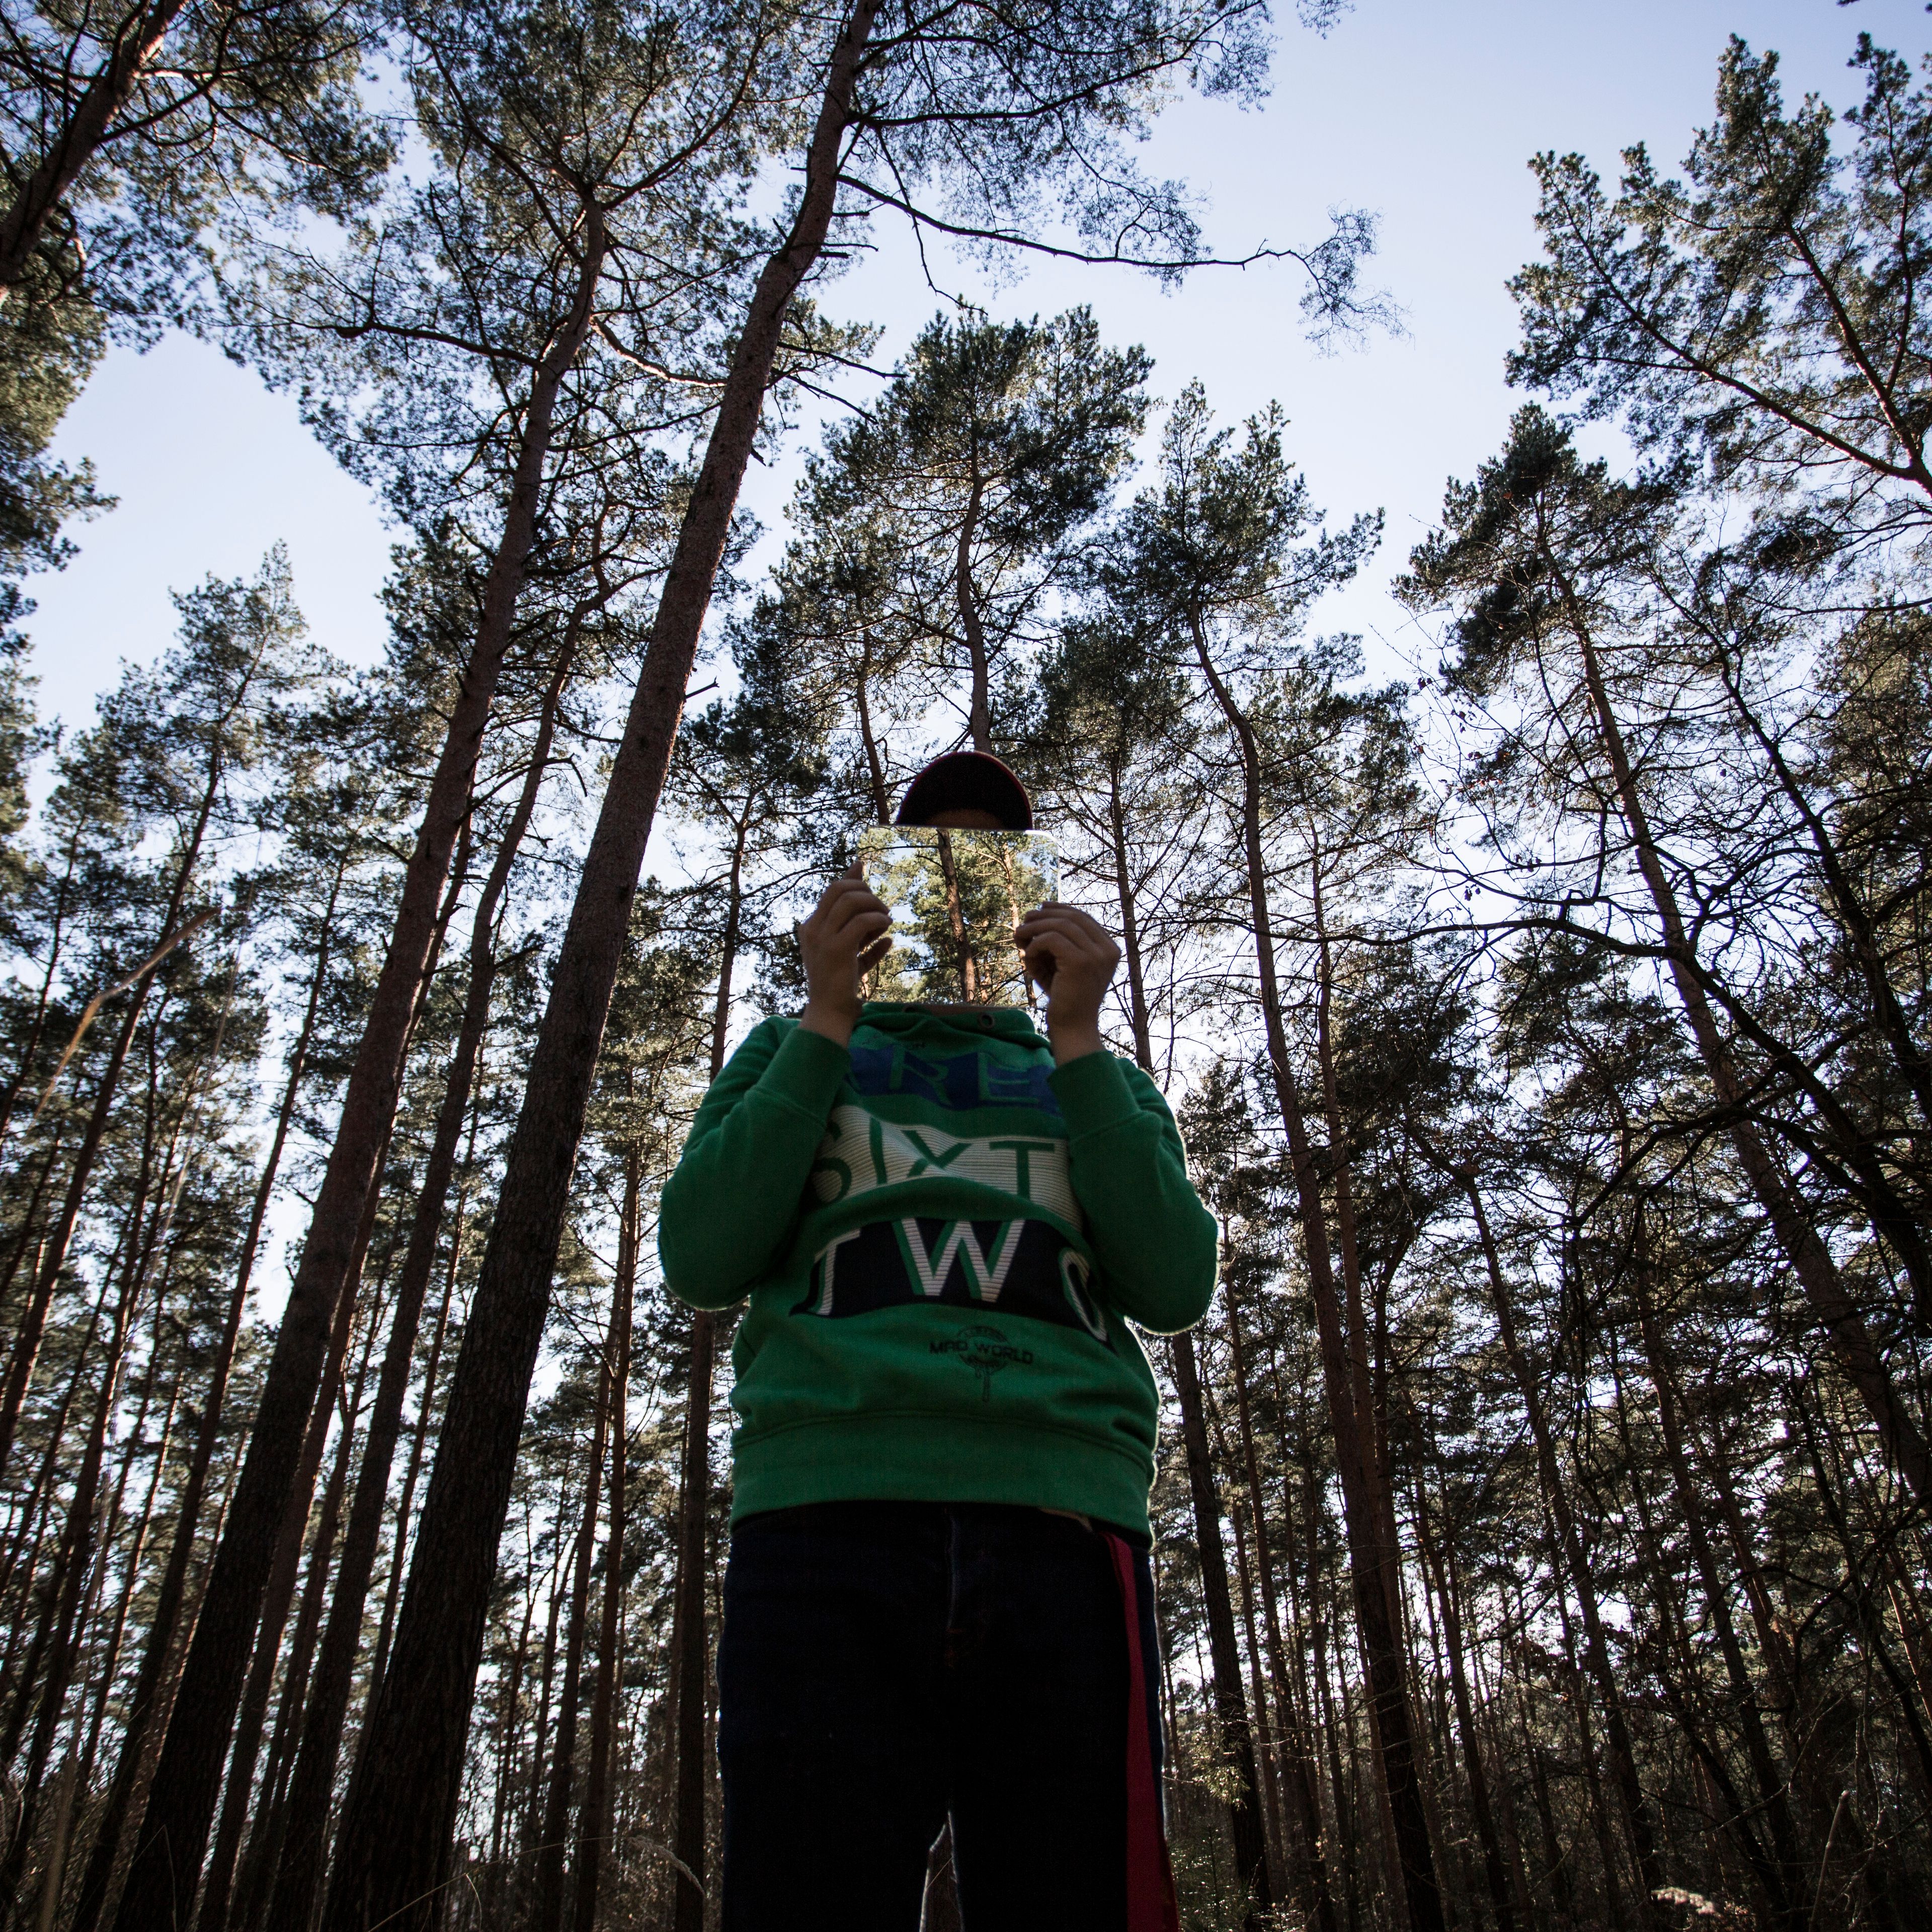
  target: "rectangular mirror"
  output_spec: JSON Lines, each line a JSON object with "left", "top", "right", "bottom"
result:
{"left": 856, "top": 827, "right": 1061, "bottom": 1008}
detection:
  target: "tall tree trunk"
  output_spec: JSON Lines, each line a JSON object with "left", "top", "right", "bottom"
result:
{"left": 1407, "top": 1414, "right": 1515, "bottom": 1932}
{"left": 0, "top": 833, "right": 79, "bottom": 1164}
{"left": 1218, "top": 1419, "right": 1288, "bottom": 1888}
{"left": 264, "top": 637, "right": 576, "bottom": 1932}
{"left": 1451, "top": 1166, "right": 1666, "bottom": 1926}
{"left": 1189, "top": 616, "right": 1443, "bottom": 1932}
{"left": 1549, "top": 561, "right": 1932, "bottom": 1507}
{"left": 571, "top": 1168, "right": 635, "bottom": 1932}
{"left": 0, "top": 0, "right": 193, "bottom": 291}
{"left": 667, "top": 1311, "right": 716, "bottom": 1932}
{"left": 112, "top": 210, "right": 609, "bottom": 1932}
{"left": 954, "top": 469, "right": 992, "bottom": 752}
{"left": 71, "top": 865, "right": 342, "bottom": 1932}
{"left": 0, "top": 1292, "right": 104, "bottom": 1730}
{"left": 318, "top": 17, "right": 881, "bottom": 1926}
{"left": 854, "top": 636, "right": 892, "bottom": 821}
{"left": 368, "top": 1214, "right": 462, "bottom": 1698}
{"left": 83, "top": 1373, "right": 180, "bottom": 1787}
{"left": 1104, "top": 761, "right": 1153, "bottom": 1067}
{"left": 670, "top": 855, "right": 747, "bottom": 1932}
{"left": 0, "top": 959, "right": 166, "bottom": 1481}
{"left": 1225, "top": 1287, "right": 1337, "bottom": 1932}
{"left": 1169, "top": 1331, "right": 1277, "bottom": 1926}
{"left": 533, "top": 1370, "right": 611, "bottom": 1932}
{"left": 1626, "top": 1212, "right": 1803, "bottom": 1925}
{"left": 0, "top": 699, "right": 233, "bottom": 1487}
{"left": 1104, "top": 768, "right": 1270, "bottom": 1916}
{"left": 229, "top": 1341, "right": 370, "bottom": 1932}
{"left": 0, "top": 1253, "right": 142, "bottom": 1896}
{"left": 197, "top": 1245, "right": 377, "bottom": 1932}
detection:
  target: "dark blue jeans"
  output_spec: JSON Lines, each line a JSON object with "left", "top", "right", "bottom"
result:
{"left": 716, "top": 1501, "right": 1173, "bottom": 1931}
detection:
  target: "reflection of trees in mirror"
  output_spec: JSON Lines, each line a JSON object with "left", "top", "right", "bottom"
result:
{"left": 857, "top": 830, "right": 1057, "bottom": 1007}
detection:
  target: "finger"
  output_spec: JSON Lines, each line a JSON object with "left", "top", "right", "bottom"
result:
{"left": 1021, "top": 929, "right": 1079, "bottom": 980}
{"left": 810, "top": 879, "right": 884, "bottom": 932}
{"left": 823, "top": 896, "right": 890, "bottom": 945}
{"left": 815, "top": 872, "right": 873, "bottom": 912}
{"left": 1014, "top": 914, "right": 1107, "bottom": 954}
{"left": 1016, "top": 904, "right": 1106, "bottom": 938}
{"left": 856, "top": 932, "right": 893, "bottom": 972}
{"left": 827, "top": 908, "right": 892, "bottom": 954}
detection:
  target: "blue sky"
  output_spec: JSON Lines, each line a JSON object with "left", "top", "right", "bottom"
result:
{"left": 24, "top": 0, "right": 1932, "bottom": 737}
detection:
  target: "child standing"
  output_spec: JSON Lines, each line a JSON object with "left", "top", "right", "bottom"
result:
{"left": 659, "top": 751, "right": 1217, "bottom": 1931}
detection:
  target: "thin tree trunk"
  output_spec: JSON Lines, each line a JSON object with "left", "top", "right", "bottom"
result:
{"left": 1219, "top": 1426, "right": 1288, "bottom": 1889}
{"left": 0, "top": 1295, "right": 104, "bottom": 1737}
{"left": 1104, "top": 759, "right": 1153, "bottom": 1066}
{"left": 570, "top": 1165, "right": 635, "bottom": 1932}
{"left": 854, "top": 636, "right": 892, "bottom": 821}
{"left": 1407, "top": 1413, "right": 1515, "bottom": 1932}
{"left": 1451, "top": 1166, "right": 1665, "bottom": 1926}
{"left": 0, "top": 833, "right": 79, "bottom": 1165}
{"left": 954, "top": 469, "right": 992, "bottom": 754}
{"left": 113, "top": 207, "right": 610, "bottom": 1932}
{"left": 1547, "top": 1556, "right": 1629, "bottom": 1929}
{"left": 1224, "top": 1283, "right": 1335, "bottom": 1932}
{"left": 368, "top": 1213, "right": 462, "bottom": 1698}
{"left": 1105, "top": 772, "right": 1270, "bottom": 1914}
{"left": 669, "top": 795, "right": 751, "bottom": 1932}
{"left": 1550, "top": 559, "right": 1932, "bottom": 1507}
{"left": 1626, "top": 1213, "right": 1803, "bottom": 1925}
{"left": 533, "top": 1368, "right": 611, "bottom": 1932}
{"left": 264, "top": 638, "right": 576, "bottom": 1932}
{"left": 1169, "top": 1331, "right": 1276, "bottom": 1925}
{"left": 229, "top": 1345, "right": 370, "bottom": 1932}
{"left": 320, "top": 17, "right": 881, "bottom": 1924}
{"left": 667, "top": 1309, "right": 715, "bottom": 1932}
{"left": 1, "top": 991, "right": 156, "bottom": 1485}
{"left": 0, "top": 1253, "right": 142, "bottom": 1896}
{"left": 1190, "top": 617, "right": 1443, "bottom": 1932}
{"left": 197, "top": 1249, "right": 376, "bottom": 1932}
{"left": 70, "top": 865, "right": 342, "bottom": 1932}
{"left": 83, "top": 1374, "right": 179, "bottom": 1787}
{"left": 0, "top": 714, "right": 230, "bottom": 1487}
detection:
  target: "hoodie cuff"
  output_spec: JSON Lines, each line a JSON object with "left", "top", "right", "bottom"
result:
{"left": 761, "top": 1021, "right": 851, "bottom": 1123}
{"left": 1049, "top": 1050, "right": 1142, "bottom": 1142}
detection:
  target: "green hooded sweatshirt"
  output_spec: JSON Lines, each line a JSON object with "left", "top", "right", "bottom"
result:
{"left": 659, "top": 1003, "right": 1219, "bottom": 1535}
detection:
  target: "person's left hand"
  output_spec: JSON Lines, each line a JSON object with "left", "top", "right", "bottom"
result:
{"left": 1013, "top": 904, "right": 1119, "bottom": 1066}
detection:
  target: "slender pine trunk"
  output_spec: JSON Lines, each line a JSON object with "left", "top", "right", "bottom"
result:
{"left": 264, "top": 641, "right": 574, "bottom": 1932}
{"left": 1191, "top": 618, "right": 1443, "bottom": 1932}
{"left": 70, "top": 864, "right": 342, "bottom": 1932}
{"left": 112, "top": 211, "right": 609, "bottom": 1932}
{"left": 1550, "top": 557, "right": 1932, "bottom": 1506}
{"left": 532, "top": 1373, "right": 610, "bottom": 1932}
{"left": 321, "top": 21, "right": 881, "bottom": 1921}
{"left": 1169, "top": 1332, "right": 1277, "bottom": 1925}
{"left": 1453, "top": 1167, "right": 1665, "bottom": 1925}
{"left": 570, "top": 1171, "right": 635, "bottom": 1932}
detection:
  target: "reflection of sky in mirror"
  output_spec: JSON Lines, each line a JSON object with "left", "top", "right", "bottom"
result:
{"left": 858, "top": 830, "right": 1060, "bottom": 1009}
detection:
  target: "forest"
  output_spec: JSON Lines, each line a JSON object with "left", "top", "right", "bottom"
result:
{"left": 0, "top": 2, "right": 1928, "bottom": 1929}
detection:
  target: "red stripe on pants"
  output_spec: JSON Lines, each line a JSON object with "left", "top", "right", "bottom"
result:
{"left": 1103, "top": 1532, "right": 1180, "bottom": 1932}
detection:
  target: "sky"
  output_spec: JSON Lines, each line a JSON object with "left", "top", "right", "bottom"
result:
{"left": 23, "top": 0, "right": 1932, "bottom": 745}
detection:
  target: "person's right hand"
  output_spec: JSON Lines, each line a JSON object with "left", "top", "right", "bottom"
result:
{"left": 797, "top": 863, "right": 892, "bottom": 1046}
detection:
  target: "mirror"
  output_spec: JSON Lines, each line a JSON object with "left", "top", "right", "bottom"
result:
{"left": 856, "top": 827, "right": 1061, "bottom": 1008}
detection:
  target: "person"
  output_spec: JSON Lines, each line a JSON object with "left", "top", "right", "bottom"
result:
{"left": 658, "top": 749, "right": 1219, "bottom": 1932}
